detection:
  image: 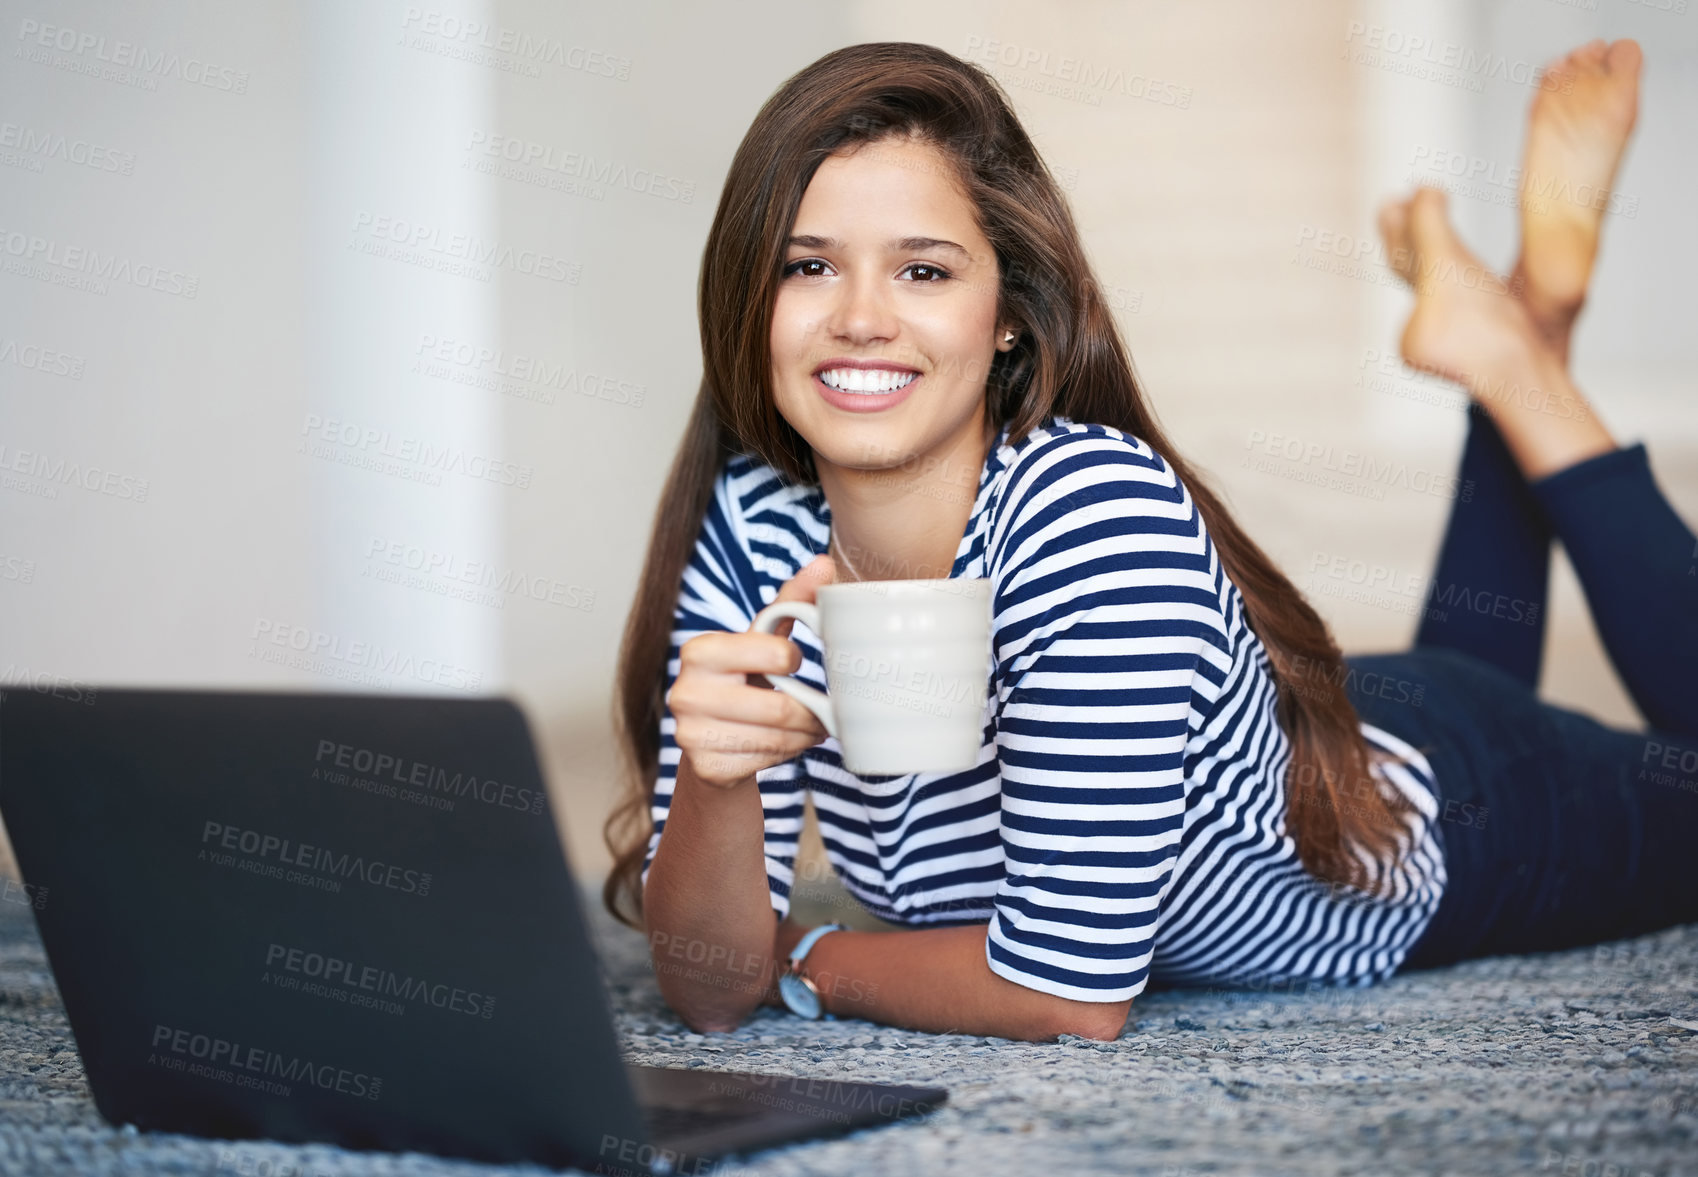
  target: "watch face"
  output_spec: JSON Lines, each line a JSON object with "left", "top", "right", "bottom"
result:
{"left": 779, "top": 972, "right": 822, "bottom": 1019}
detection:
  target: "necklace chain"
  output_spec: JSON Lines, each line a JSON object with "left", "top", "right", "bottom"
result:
{"left": 820, "top": 420, "right": 999, "bottom": 585}
{"left": 828, "top": 528, "right": 864, "bottom": 583}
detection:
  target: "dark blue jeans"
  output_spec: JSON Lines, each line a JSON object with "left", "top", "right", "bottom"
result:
{"left": 1339, "top": 404, "right": 1698, "bottom": 969}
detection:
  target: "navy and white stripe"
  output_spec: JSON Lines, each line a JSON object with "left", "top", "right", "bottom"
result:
{"left": 643, "top": 417, "right": 1447, "bottom": 1002}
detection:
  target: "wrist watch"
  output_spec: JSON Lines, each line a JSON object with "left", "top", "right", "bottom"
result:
{"left": 778, "top": 922, "right": 846, "bottom": 1019}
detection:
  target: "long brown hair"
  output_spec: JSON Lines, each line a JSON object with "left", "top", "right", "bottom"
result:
{"left": 603, "top": 41, "right": 1418, "bottom": 929}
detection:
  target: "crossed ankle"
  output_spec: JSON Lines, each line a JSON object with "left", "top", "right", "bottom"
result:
{"left": 1526, "top": 294, "right": 1583, "bottom": 338}
{"left": 1510, "top": 262, "right": 1584, "bottom": 332}
{"left": 1456, "top": 335, "right": 1580, "bottom": 416}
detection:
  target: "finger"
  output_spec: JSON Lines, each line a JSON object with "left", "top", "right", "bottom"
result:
{"left": 678, "top": 716, "right": 826, "bottom": 763}
{"left": 682, "top": 630, "right": 802, "bottom": 677}
{"left": 670, "top": 679, "right": 826, "bottom": 733}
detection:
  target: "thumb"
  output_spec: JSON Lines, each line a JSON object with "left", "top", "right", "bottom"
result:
{"left": 766, "top": 554, "right": 837, "bottom": 639}
{"left": 780, "top": 554, "right": 838, "bottom": 598}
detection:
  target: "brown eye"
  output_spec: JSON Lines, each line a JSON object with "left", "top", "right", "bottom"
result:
{"left": 902, "top": 263, "right": 951, "bottom": 283}
{"left": 783, "top": 259, "right": 829, "bottom": 278}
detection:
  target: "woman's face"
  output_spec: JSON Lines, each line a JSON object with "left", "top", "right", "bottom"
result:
{"left": 770, "top": 134, "right": 1012, "bottom": 480}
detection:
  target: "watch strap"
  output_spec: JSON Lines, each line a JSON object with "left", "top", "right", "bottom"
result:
{"left": 788, "top": 922, "right": 846, "bottom": 967}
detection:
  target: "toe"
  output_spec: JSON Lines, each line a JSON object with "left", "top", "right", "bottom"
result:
{"left": 1407, "top": 188, "right": 1474, "bottom": 270}
{"left": 1378, "top": 197, "right": 1413, "bottom": 277}
{"left": 1408, "top": 186, "right": 1452, "bottom": 236}
{"left": 1605, "top": 38, "right": 1643, "bottom": 76}
{"left": 1537, "top": 55, "right": 1571, "bottom": 91}
{"left": 1376, "top": 195, "right": 1410, "bottom": 242}
{"left": 1575, "top": 38, "right": 1609, "bottom": 66}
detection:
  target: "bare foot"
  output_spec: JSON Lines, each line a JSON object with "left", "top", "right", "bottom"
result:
{"left": 1511, "top": 38, "right": 1642, "bottom": 358}
{"left": 1378, "top": 186, "right": 1616, "bottom": 480}
{"left": 1378, "top": 187, "right": 1536, "bottom": 390}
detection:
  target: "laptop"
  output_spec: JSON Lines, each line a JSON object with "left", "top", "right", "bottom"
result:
{"left": 0, "top": 686, "right": 946, "bottom": 1175}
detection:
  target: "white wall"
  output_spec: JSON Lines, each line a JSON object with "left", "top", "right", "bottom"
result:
{"left": 4, "top": 0, "right": 1694, "bottom": 886}
{"left": 0, "top": 0, "right": 852, "bottom": 879}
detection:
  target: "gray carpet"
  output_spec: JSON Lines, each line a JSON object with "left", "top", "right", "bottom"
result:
{"left": 2, "top": 888, "right": 1696, "bottom": 1177}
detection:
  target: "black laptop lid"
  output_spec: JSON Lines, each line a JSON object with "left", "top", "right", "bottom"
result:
{"left": 0, "top": 687, "right": 651, "bottom": 1171}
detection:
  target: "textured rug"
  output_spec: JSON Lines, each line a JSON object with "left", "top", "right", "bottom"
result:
{"left": 2, "top": 887, "right": 1695, "bottom": 1177}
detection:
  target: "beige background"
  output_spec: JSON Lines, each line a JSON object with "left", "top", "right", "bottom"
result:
{"left": 3, "top": 0, "right": 1694, "bottom": 890}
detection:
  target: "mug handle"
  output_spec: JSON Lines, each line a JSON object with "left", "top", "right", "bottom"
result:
{"left": 748, "top": 601, "right": 837, "bottom": 739}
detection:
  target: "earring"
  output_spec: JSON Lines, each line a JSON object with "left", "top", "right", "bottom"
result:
{"left": 1003, "top": 330, "right": 1015, "bottom": 344}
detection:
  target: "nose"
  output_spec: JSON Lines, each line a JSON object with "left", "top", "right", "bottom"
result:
{"left": 823, "top": 266, "right": 899, "bottom": 347}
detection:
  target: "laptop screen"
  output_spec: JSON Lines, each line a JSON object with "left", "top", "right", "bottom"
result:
{"left": 0, "top": 686, "right": 651, "bottom": 1171}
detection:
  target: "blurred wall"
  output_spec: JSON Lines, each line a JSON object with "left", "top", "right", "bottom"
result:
{"left": 3, "top": 0, "right": 1694, "bottom": 885}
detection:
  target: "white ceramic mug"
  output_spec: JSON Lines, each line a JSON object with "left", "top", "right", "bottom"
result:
{"left": 749, "top": 578, "right": 993, "bottom": 777}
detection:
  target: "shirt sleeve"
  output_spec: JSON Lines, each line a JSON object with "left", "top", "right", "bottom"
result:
{"left": 639, "top": 463, "right": 809, "bottom": 918}
{"left": 984, "top": 427, "right": 1233, "bottom": 1003}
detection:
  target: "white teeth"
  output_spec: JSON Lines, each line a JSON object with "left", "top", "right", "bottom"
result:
{"left": 818, "top": 367, "right": 918, "bottom": 394}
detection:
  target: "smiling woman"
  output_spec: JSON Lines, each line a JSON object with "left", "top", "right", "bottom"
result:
{"left": 602, "top": 40, "right": 1698, "bottom": 1042}
{"left": 770, "top": 137, "right": 1016, "bottom": 583}
{"left": 601, "top": 40, "right": 1424, "bottom": 1040}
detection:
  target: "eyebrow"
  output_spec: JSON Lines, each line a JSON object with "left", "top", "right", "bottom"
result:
{"left": 787, "top": 234, "right": 972, "bottom": 261}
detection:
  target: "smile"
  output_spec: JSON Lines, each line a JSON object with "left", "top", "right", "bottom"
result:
{"left": 811, "top": 367, "right": 922, "bottom": 414}
{"left": 816, "top": 367, "right": 919, "bottom": 394}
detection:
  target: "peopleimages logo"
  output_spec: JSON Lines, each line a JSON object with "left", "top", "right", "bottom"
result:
{"left": 1243, "top": 428, "right": 1472, "bottom": 502}
{"left": 265, "top": 942, "right": 497, "bottom": 1019}
{"left": 298, "top": 413, "right": 533, "bottom": 490}
{"left": 0, "top": 338, "right": 86, "bottom": 380}
{"left": 414, "top": 333, "right": 645, "bottom": 409}
{"left": 465, "top": 131, "right": 694, "bottom": 202}
{"left": 248, "top": 618, "right": 483, "bottom": 692}
{"left": 364, "top": 535, "right": 597, "bottom": 612}
{"left": 314, "top": 738, "right": 546, "bottom": 816}
{"left": 1, "top": 878, "right": 48, "bottom": 911}
{"left": 149, "top": 1024, "right": 380, "bottom": 1100}
{"left": 199, "top": 820, "right": 432, "bottom": 896}
{"left": 349, "top": 211, "right": 579, "bottom": 284}
{"left": 0, "top": 229, "right": 198, "bottom": 297}
{"left": 0, "top": 122, "right": 136, "bottom": 174}
{"left": 1341, "top": 21, "right": 1575, "bottom": 94}
{"left": 0, "top": 444, "right": 149, "bottom": 502}
{"left": 15, "top": 19, "right": 251, "bottom": 93}
{"left": 960, "top": 34, "right": 1194, "bottom": 108}
{"left": 400, "top": 8, "right": 631, "bottom": 80}
{"left": 0, "top": 666, "right": 96, "bottom": 704}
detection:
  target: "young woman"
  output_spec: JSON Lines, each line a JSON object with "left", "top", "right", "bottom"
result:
{"left": 604, "top": 39, "right": 1697, "bottom": 1042}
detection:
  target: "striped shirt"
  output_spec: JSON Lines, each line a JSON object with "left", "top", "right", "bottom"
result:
{"left": 643, "top": 417, "right": 1447, "bottom": 1002}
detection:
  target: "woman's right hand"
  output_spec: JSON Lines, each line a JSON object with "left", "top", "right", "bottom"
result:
{"left": 667, "top": 554, "right": 837, "bottom": 788}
